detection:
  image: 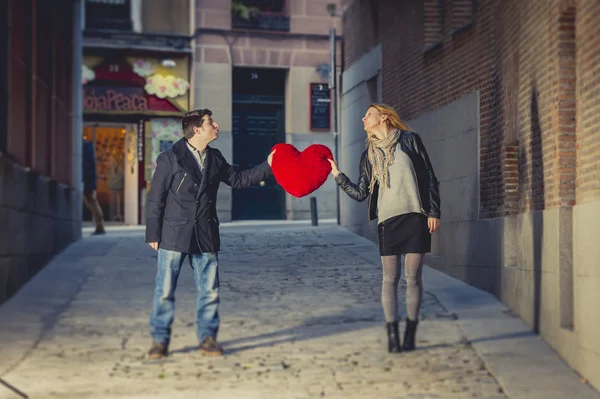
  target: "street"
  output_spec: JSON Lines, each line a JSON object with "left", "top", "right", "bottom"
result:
{"left": 0, "top": 222, "right": 597, "bottom": 399}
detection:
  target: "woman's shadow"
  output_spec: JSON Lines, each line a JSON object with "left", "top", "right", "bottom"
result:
{"left": 169, "top": 302, "right": 468, "bottom": 355}
{"left": 169, "top": 307, "right": 381, "bottom": 355}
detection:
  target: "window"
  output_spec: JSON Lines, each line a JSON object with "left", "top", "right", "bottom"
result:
{"left": 240, "top": 0, "right": 284, "bottom": 14}
{"left": 423, "top": 0, "right": 443, "bottom": 52}
{"left": 450, "top": 0, "right": 475, "bottom": 36}
{"left": 159, "top": 140, "right": 174, "bottom": 153}
{"left": 85, "top": 0, "right": 132, "bottom": 31}
{"left": 231, "top": 0, "right": 290, "bottom": 32}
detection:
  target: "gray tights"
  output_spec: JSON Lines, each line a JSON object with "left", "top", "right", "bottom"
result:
{"left": 381, "top": 254, "right": 425, "bottom": 322}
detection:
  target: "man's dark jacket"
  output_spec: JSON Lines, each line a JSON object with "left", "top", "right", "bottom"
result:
{"left": 334, "top": 131, "right": 441, "bottom": 221}
{"left": 145, "top": 138, "right": 272, "bottom": 253}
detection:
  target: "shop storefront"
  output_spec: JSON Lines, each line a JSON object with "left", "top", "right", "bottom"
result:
{"left": 82, "top": 53, "right": 191, "bottom": 225}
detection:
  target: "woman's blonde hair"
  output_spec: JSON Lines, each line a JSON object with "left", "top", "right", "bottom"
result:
{"left": 365, "top": 103, "right": 412, "bottom": 144}
{"left": 365, "top": 104, "right": 413, "bottom": 192}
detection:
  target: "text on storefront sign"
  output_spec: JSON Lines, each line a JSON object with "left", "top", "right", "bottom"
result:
{"left": 83, "top": 87, "right": 147, "bottom": 111}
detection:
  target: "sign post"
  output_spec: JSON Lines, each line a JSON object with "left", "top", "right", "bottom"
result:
{"left": 310, "top": 83, "right": 331, "bottom": 131}
{"left": 329, "top": 27, "right": 340, "bottom": 225}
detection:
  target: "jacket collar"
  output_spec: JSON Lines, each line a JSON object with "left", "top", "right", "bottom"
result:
{"left": 171, "top": 138, "right": 222, "bottom": 196}
{"left": 172, "top": 138, "right": 203, "bottom": 186}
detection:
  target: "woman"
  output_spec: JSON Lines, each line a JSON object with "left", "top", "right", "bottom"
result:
{"left": 328, "top": 104, "right": 441, "bottom": 353}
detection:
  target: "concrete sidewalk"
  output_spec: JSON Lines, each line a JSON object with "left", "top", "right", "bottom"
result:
{"left": 0, "top": 222, "right": 597, "bottom": 399}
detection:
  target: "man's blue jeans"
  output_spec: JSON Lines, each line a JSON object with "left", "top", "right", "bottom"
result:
{"left": 149, "top": 248, "right": 220, "bottom": 346}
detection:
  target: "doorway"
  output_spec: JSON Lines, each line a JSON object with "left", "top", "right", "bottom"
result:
{"left": 232, "top": 67, "right": 286, "bottom": 220}
{"left": 82, "top": 123, "right": 139, "bottom": 225}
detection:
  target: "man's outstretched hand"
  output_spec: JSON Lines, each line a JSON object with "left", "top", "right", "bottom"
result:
{"left": 267, "top": 148, "right": 276, "bottom": 166}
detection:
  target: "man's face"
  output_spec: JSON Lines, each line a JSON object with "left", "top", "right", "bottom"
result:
{"left": 194, "top": 115, "right": 219, "bottom": 143}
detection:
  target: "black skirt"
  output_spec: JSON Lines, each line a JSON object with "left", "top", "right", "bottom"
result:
{"left": 378, "top": 213, "right": 431, "bottom": 256}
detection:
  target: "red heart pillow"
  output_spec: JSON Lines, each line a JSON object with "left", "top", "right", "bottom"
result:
{"left": 271, "top": 143, "right": 333, "bottom": 198}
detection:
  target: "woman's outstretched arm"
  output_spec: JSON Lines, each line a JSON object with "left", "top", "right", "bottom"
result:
{"left": 329, "top": 152, "right": 371, "bottom": 202}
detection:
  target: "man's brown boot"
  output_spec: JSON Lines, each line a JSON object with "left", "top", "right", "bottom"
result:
{"left": 147, "top": 342, "right": 168, "bottom": 359}
{"left": 199, "top": 336, "right": 224, "bottom": 356}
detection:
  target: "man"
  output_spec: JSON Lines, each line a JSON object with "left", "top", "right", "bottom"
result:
{"left": 82, "top": 139, "right": 106, "bottom": 235}
{"left": 145, "top": 109, "right": 275, "bottom": 359}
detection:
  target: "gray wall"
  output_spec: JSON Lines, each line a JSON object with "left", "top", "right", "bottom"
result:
{"left": 339, "top": 44, "right": 382, "bottom": 241}
{"left": 0, "top": 161, "right": 80, "bottom": 304}
{"left": 572, "top": 201, "right": 600, "bottom": 388}
{"left": 408, "top": 92, "right": 481, "bottom": 258}
{"left": 285, "top": 132, "right": 337, "bottom": 220}
{"left": 339, "top": 87, "right": 600, "bottom": 390}
{"left": 402, "top": 91, "right": 517, "bottom": 296}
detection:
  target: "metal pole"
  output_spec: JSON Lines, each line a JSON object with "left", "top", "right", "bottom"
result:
{"left": 329, "top": 27, "right": 340, "bottom": 225}
{"left": 310, "top": 196, "right": 318, "bottom": 226}
{"left": 333, "top": 78, "right": 339, "bottom": 226}
{"left": 72, "top": 0, "right": 84, "bottom": 239}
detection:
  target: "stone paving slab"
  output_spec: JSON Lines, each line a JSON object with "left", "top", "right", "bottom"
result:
{"left": 0, "top": 222, "right": 596, "bottom": 399}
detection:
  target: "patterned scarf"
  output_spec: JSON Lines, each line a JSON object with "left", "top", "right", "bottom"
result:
{"left": 367, "top": 128, "right": 401, "bottom": 193}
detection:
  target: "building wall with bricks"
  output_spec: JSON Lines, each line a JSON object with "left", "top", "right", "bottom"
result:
{"left": 340, "top": 0, "right": 600, "bottom": 390}
{"left": 0, "top": 0, "right": 83, "bottom": 305}
{"left": 194, "top": 0, "right": 342, "bottom": 222}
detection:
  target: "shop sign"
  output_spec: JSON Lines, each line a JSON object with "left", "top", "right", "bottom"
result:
{"left": 83, "top": 86, "right": 147, "bottom": 111}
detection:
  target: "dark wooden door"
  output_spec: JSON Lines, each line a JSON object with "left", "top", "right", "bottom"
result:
{"left": 232, "top": 100, "right": 285, "bottom": 220}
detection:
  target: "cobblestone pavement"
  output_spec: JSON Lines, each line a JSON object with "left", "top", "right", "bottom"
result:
{"left": 0, "top": 224, "right": 507, "bottom": 399}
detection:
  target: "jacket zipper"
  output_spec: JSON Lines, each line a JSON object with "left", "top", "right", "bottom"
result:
{"left": 368, "top": 189, "right": 373, "bottom": 220}
{"left": 175, "top": 173, "right": 187, "bottom": 193}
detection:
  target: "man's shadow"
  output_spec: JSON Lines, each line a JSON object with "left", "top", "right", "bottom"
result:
{"left": 168, "top": 304, "right": 486, "bottom": 356}
{"left": 169, "top": 307, "right": 381, "bottom": 355}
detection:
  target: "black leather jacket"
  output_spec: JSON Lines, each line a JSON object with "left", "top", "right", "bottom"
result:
{"left": 334, "top": 131, "right": 441, "bottom": 221}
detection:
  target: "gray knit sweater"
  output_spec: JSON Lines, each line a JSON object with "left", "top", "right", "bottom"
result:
{"left": 377, "top": 144, "right": 425, "bottom": 223}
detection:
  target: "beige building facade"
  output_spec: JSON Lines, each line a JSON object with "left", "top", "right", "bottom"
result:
{"left": 193, "top": 0, "right": 342, "bottom": 221}
{"left": 82, "top": 0, "right": 194, "bottom": 225}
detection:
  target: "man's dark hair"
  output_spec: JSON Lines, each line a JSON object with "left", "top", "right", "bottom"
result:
{"left": 182, "top": 109, "right": 212, "bottom": 140}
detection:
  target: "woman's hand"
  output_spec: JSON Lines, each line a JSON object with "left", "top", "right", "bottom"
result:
{"left": 328, "top": 158, "right": 340, "bottom": 178}
{"left": 428, "top": 217, "right": 440, "bottom": 234}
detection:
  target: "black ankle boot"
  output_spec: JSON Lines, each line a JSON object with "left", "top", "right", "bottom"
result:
{"left": 402, "top": 319, "right": 418, "bottom": 351}
{"left": 386, "top": 321, "right": 401, "bottom": 353}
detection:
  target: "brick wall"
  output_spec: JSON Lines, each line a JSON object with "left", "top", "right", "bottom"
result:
{"left": 142, "top": 0, "right": 191, "bottom": 35}
{"left": 7, "top": 0, "right": 74, "bottom": 185}
{"left": 196, "top": 33, "right": 337, "bottom": 68}
{"left": 577, "top": 0, "right": 600, "bottom": 205}
{"left": 341, "top": 0, "right": 379, "bottom": 67}
{"left": 195, "top": 0, "right": 341, "bottom": 68}
{"left": 289, "top": 0, "right": 342, "bottom": 35}
{"left": 343, "top": 0, "right": 600, "bottom": 218}
{"left": 196, "top": 0, "right": 341, "bottom": 33}
{"left": 2, "top": 0, "right": 80, "bottom": 304}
